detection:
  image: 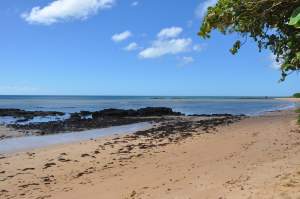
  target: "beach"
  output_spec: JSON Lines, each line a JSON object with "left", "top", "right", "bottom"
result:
{"left": 3, "top": 0, "right": 300, "bottom": 198}
{"left": 275, "top": 97, "right": 300, "bottom": 102}
{"left": 1, "top": 109, "right": 300, "bottom": 199}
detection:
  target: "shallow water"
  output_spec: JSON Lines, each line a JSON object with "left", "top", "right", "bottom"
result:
{"left": 0, "top": 122, "right": 152, "bottom": 154}
{"left": 0, "top": 96, "right": 297, "bottom": 125}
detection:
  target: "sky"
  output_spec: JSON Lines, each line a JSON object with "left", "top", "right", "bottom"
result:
{"left": 0, "top": 0, "right": 299, "bottom": 96}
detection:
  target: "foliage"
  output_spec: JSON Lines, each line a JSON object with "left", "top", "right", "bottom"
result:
{"left": 289, "top": 7, "right": 300, "bottom": 28}
{"left": 293, "top": 93, "right": 300, "bottom": 98}
{"left": 199, "top": 0, "right": 300, "bottom": 81}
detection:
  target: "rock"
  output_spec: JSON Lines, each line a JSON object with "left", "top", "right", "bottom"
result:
{"left": 70, "top": 111, "right": 92, "bottom": 120}
{"left": 5, "top": 107, "right": 245, "bottom": 139}
{"left": 69, "top": 113, "right": 82, "bottom": 121}
{"left": 0, "top": 109, "right": 65, "bottom": 120}
{"left": 137, "top": 107, "right": 182, "bottom": 117}
{"left": 92, "top": 109, "right": 137, "bottom": 118}
{"left": 92, "top": 107, "right": 182, "bottom": 119}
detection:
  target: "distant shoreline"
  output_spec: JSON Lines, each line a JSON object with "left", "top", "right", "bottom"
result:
{"left": 275, "top": 97, "right": 300, "bottom": 102}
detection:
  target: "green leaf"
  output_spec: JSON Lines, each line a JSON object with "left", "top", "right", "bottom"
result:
{"left": 289, "top": 7, "right": 300, "bottom": 28}
{"left": 296, "top": 52, "right": 300, "bottom": 60}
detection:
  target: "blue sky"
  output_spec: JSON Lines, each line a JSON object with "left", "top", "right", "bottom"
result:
{"left": 0, "top": 0, "right": 299, "bottom": 96}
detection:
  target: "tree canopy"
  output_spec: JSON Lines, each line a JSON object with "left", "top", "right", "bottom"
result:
{"left": 199, "top": 0, "right": 300, "bottom": 81}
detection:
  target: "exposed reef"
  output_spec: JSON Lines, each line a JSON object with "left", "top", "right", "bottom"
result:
{"left": 0, "top": 109, "right": 65, "bottom": 121}
{"left": 0, "top": 107, "right": 246, "bottom": 137}
{"left": 5, "top": 107, "right": 183, "bottom": 135}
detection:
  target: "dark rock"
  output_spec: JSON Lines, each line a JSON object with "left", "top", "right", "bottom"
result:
{"left": 0, "top": 109, "right": 65, "bottom": 120}
{"left": 43, "top": 162, "right": 56, "bottom": 169}
{"left": 6, "top": 107, "right": 245, "bottom": 139}
{"left": 70, "top": 111, "right": 92, "bottom": 120}
{"left": 137, "top": 107, "right": 182, "bottom": 117}
{"left": 92, "top": 107, "right": 182, "bottom": 119}
{"left": 22, "top": 168, "right": 35, "bottom": 171}
{"left": 92, "top": 108, "right": 137, "bottom": 118}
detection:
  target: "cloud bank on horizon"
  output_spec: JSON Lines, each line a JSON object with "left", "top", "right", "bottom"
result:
{"left": 22, "top": 0, "right": 115, "bottom": 25}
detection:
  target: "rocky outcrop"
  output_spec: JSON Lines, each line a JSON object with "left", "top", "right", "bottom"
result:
{"left": 3, "top": 107, "right": 245, "bottom": 137}
{"left": 92, "top": 107, "right": 182, "bottom": 119}
{"left": 0, "top": 109, "right": 65, "bottom": 120}
{"left": 7, "top": 107, "right": 183, "bottom": 135}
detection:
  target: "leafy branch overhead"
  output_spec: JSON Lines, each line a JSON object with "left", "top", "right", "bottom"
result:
{"left": 199, "top": 0, "right": 300, "bottom": 81}
{"left": 289, "top": 6, "right": 300, "bottom": 28}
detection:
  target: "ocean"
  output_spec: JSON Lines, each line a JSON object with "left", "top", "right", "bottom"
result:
{"left": 0, "top": 95, "right": 296, "bottom": 116}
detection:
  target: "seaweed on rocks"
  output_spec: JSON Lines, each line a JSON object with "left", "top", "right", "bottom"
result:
{"left": 91, "top": 107, "right": 182, "bottom": 119}
{"left": 100, "top": 114, "right": 246, "bottom": 162}
{"left": 0, "top": 109, "right": 65, "bottom": 119}
{"left": 133, "top": 115, "right": 245, "bottom": 145}
{"left": 4, "top": 108, "right": 245, "bottom": 140}
{"left": 7, "top": 107, "right": 182, "bottom": 135}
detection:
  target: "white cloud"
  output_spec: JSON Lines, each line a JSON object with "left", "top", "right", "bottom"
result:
{"left": 181, "top": 56, "right": 194, "bottom": 65}
{"left": 0, "top": 85, "right": 40, "bottom": 94}
{"left": 131, "top": 1, "right": 139, "bottom": 6}
{"left": 124, "top": 42, "right": 139, "bottom": 51}
{"left": 195, "top": 0, "right": 217, "bottom": 19}
{"left": 193, "top": 44, "right": 203, "bottom": 52}
{"left": 270, "top": 54, "right": 282, "bottom": 70}
{"left": 187, "top": 20, "right": 193, "bottom": 28}
{"left": 157, "top": 27, "right": 183, "bottom": 39}
{"left": 112, "top": 31, "right": 132, "bottom": 42}
{"left": 22, "top": 0, "right": 115, "bottom": 25}
{"left": 139, "top": 26, "right": 193, "bottom": 59}
{"left": 139, "top": 38, "right": 192, "bottom": 59}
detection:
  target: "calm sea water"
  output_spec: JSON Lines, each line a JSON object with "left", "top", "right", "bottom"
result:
{"left": 0, "top": 95, "right": 296, "bottom": 116}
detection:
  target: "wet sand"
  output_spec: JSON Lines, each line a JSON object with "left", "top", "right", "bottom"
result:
{"left": 0, "top": 122, "right": 153, "bottom": 154}
{"left": 1, "top": 110, "right": 300, "bottom": 198}
{"left": 0, "top": 126, "right": 24, "bottom": 140}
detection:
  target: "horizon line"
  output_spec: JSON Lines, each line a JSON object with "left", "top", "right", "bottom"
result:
{"left": 0, "top": 94, "right": 290, "bottom": 97}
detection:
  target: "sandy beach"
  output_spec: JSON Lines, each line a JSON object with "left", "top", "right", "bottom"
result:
{"left": 1, "top": 110, "right": 300, "bottom": 199}
{"left": 275, "top": 97, "right": 300, "bottom": 102}
{"left": 3, "top": 0, "right": 300, "bottom": 198}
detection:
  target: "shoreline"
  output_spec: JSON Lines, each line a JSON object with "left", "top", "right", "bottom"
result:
{"left": 0, "top": 122, "right": 154, "bottom": 154}
{"left": 0, "top": 100, "right": 295, "bottom": 138}
{"left": 0, "top": 113, "right": 245, "bottom": 154}
{"left": 275, "top": 97, "right": 300, "bottom": 102}
{"left": 0, "top": 106, "right": 296, "bottom": 153}
{"left": 1, "top": 109, "right": 300, "bottom": 198}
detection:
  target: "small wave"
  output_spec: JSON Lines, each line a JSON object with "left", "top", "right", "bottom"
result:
{"left": 249, "top": 103, "right": 296, "bottom": 116}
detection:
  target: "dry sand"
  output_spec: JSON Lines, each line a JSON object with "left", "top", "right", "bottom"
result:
{"left": 275, "top": 97, "right": 300, "bottom": 102}
{"left": 1, "top": 110, "right": 300, "bottom": 199}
